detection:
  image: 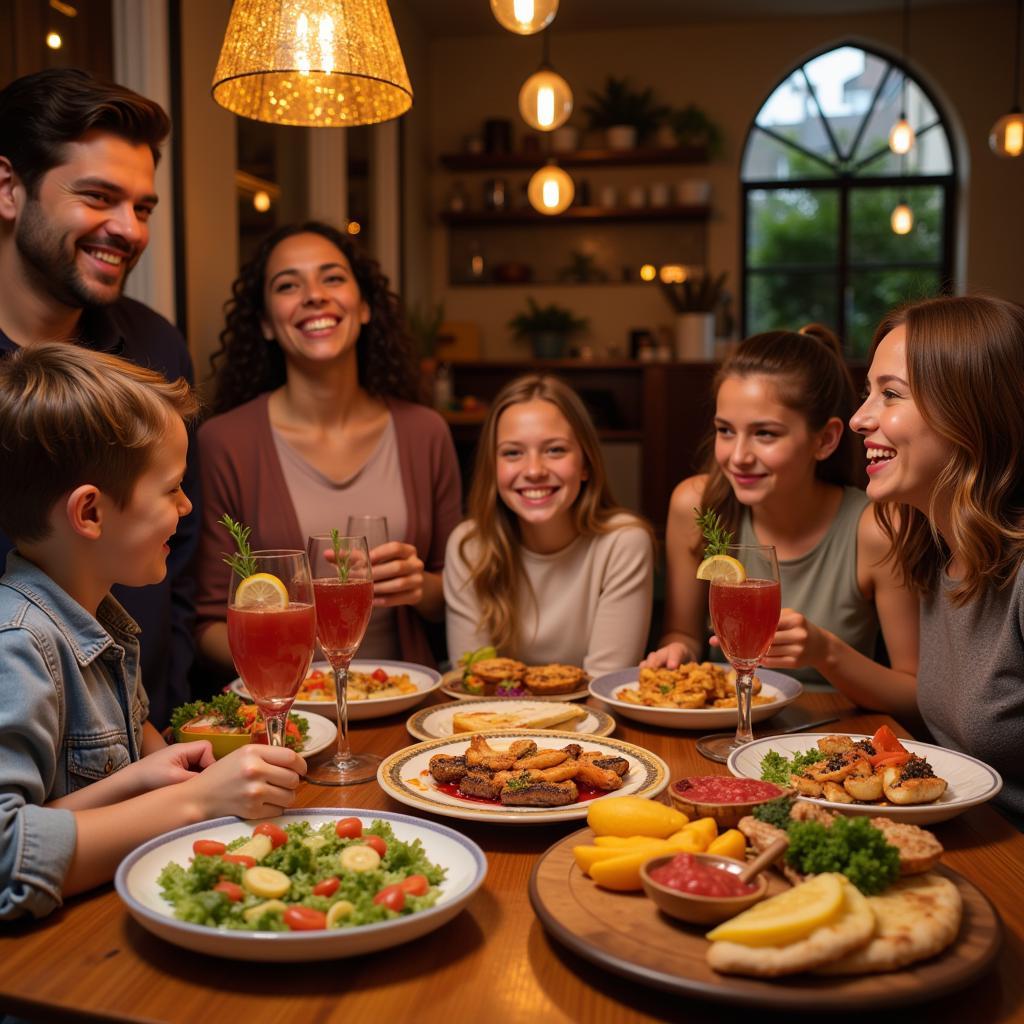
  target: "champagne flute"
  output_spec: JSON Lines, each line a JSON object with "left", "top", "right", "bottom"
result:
{"left": 227, "top": 550, "right": 316, "bottom": 748}
{"left": 346, "top": 515, "right": 389, "bottom": 549}
{"left": 305, "top": 534, "right": 378, "bottom": 785}
{"left": 696, "top": 544, "right": 781, "bottom": 763}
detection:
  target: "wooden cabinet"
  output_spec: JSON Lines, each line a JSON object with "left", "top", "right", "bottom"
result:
{"left": 445, "top": 360, "right": 718, "bottom": 528}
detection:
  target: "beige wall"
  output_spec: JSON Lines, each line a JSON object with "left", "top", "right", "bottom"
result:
{"left": 419, "top": 3, "right": 1023, "bottom": 357}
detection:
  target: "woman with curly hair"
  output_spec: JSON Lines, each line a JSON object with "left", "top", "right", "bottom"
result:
{"left": 195, "top": 222, "right": 461, "bottom": 672}
{"left": 851, "top": 295, "right": 1024, "bottom": 819}
{"left": 645, "top": 325, "right": 918, "bottom": 709}
{"left": 443, "top": 374, "right": 655, "bottom": 674}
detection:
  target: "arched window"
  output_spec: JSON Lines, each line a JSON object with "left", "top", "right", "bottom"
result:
{"left": 741, "top": 45, "right": 956, "bottom": 355}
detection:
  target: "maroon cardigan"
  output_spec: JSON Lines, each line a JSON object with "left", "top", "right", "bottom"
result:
{"left": 195, "top": 394, "right": 462, "bottom": 667}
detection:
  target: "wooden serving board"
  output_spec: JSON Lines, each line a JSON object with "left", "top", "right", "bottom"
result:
{"left": 528, "top": 827, "right": 1002, "bottom": 1010}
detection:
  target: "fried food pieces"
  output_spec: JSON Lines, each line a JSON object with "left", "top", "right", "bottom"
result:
{"left": 428, "top": 735, "right": 628, "bottom": 807}
{"left": 619, "top": 663, "right": 774, "bottom": 710}
{"left": 523, "top": 664, "right": 590, "bottom": 695}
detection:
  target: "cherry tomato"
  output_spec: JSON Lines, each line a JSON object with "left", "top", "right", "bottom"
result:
{"left": 399, "top": 874, "right": 429, "bottom": 897}
{"left": 309, "top": 670, "right": 325, "bottom": 680}
{"left": 371, "top": 668, "right": 389, "bottom": 683}
{"left": 373, "top": 884, "right": 405, "bottom": 912}
{"left": 192, "top": 839, "right": 227, "bottom": 857}
{"left": 871, "top": 724, "right": 907, "bottom": 754}
{"left": 335, "top": 817, "right": 362, "bottom": 839}
{"left": 221, "top": 853, "right": 257, "bottom": 868}
{"left": 312, "top": 877, "right": 340, "bottom": 897}
{"left": 364, "top": 835, "right": 387, "bottom": 858}
{"left": 254, "top": 823, "right": 288, "bottom": 849}
{"left": 283, "top": 906, "right": 327, "bottom": 931}
{"left": 213, "top": 880, "right": 244, "bottom": 902}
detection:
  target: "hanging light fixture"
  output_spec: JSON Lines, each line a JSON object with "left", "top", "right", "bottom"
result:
{"left": 890, "top": 200, "right": 914, "bottom": 235}
{"left": 990, "top": 0, "right": 1024, "bottom": 157}
{"left": 528, "top": 161, "right": 574, "bottom": 215}
{"left": 212, "top": 0, "right": 412, "bottom": 128}
{"left": 889, "top": 0, "right": 915, "bottom": 155}
{"left": 491, "top": 0, "right": 558, "bottom": 36}
{"left": 518, "top": 30, "right": 572, "bottom": 131}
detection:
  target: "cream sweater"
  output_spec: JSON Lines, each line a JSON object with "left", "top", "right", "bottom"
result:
{"left": 444, "top": 515, "right": 654, "bottom": 676}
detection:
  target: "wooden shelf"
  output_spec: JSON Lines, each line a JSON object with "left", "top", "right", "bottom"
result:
{"left": 441, "top": 204, "right": 710, "bottom": 226}
{"left": 440, "top": 146, "right": 709, "bottom": 171}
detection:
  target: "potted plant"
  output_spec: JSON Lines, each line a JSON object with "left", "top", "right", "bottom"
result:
{"left": 509, "top": 298, "right": 588, "bottom": 359}
{"left": 659, "top": 271, "right": 727, "bottom": 361}
{"left": 669, "top": 104, "right": 723, "bottom": 158}
{"left": 583, "top": 76, "right": 668, "bottom": 150}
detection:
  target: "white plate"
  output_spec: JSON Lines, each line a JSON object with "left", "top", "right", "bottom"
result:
{"left": 728, "top": 733, "right": 1004, "bottom": 825}
{"left": 440, "top": 669, "right": 590, "bottom": 702}
{"left": 378, "top": 730, "right": 669, "bottom": 824}
{"left": 230, "top": 659, "right": 442, "bottom": 721}
{"left": 588, "top": 665, "right": 802, "bottom": 729}
{"left": 291, "top": 710, "right": 336, "bottom": 758}
{"left": 405, "top": 699, "right": 616, "bottom": 741}
{"left": 115, "top": 809, "right": 487, "bottom": 961}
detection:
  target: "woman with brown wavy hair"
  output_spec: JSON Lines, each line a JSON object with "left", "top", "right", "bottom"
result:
{"left": 444, "top": 374, "right": 654, "bottom": 673}
{"left": 195, "top": 222, "right": 461, "bottom": 673}
{"left": 646, "top": 326, "right": 919, "bottom": 707}
{"left": 851, "top": 294, "right": 1024, "bottom": 818}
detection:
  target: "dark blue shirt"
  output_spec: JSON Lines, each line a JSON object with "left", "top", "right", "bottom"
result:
{"left": 0, "top": 297, "right": 201, "bottom": 728}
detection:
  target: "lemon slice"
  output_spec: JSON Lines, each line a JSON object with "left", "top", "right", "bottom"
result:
{"left": 706, "top": 873, "right": 845, "bottom": 947}
{"left": 234, "top": 572, "right": 289, "bottom": 609}
{"left": 695, "top": 554, "right": 747, "bottom": 582}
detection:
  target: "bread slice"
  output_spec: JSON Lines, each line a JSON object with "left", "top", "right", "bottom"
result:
{"left": 452, "top": 705, "right": 587, "bottom": 733}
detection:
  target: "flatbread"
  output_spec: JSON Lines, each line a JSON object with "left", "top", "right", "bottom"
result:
{"left": 707, "top": 877, "right": 874, "bottom": 977}
{"left": 815, "top": 872, "right": 962, "bottom": 975}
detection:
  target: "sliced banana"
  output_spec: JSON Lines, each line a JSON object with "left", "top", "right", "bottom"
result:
{"left": 326, "top": 900, "right": 355, "bottom": 927}
{"left": 301, "top": 835, "right": 328, "bottom": 852}
{"left": 232, "top": 833, "right": 273, "bottom": 862}
{"left": 243, "top": 899, "right": 288, "bottom": 923}
{"left": 242, "top": 865, "right": 292, "bottom": 899}
{"left": 339, "top": 844, "right": 381, "bottom": 873}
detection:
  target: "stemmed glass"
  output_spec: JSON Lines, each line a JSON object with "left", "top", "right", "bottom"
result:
{"left": 227, "top": 550, "right": 317, "bottom": 748}
{"left": 696, "top": 544, "right": 782, "bottom": 764}
{"left": 305, "top": 534, "right": 378, "bottom": 785}
{"left": 346, "top": 515, "right": 389, "bottom": 548}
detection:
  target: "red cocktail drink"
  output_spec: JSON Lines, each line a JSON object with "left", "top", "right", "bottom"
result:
{"left": 227, "top": 602, "right": 317, "bottom": 713}
{"left": 709, "top": 578, "right": 781, "bottom": 670}
{"left": 313, "top": 578, "right": 374, "bottom": 663}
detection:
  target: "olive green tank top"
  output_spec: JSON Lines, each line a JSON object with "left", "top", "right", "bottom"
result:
{"left": 738, "top": 487, "right": 879, "bottom": 686}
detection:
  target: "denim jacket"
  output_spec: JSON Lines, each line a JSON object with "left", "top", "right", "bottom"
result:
{"left": 0, "top": 552, "right": 148, "bottom": 919}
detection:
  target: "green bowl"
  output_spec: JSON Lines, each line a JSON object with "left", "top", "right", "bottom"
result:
{"left": 173, "top": 726, "right": 253, "bottom": 759}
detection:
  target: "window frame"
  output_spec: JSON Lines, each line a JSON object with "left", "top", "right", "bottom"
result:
{"left": 740, "top": 43, "right": 958, "bottom": 352}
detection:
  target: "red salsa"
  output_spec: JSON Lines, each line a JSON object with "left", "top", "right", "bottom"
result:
{"left": 672, "top": 776, "right": 783, "bottom": 804}
{"left": 649, "top": 853, "right": 756, "bottom": 898}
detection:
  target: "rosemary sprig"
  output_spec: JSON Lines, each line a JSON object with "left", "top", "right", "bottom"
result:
{"left": 330, "top": 527, "right": 351, "bottom": 583}
{"left": 694, "top": 507, "right": 733, "bottom": 558}
{"left": 220, "top": 514, "right": 258, "bottom": 580}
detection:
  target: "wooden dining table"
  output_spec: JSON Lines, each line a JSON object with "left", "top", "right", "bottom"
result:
{"left": 1, "top": 690, "right": 1022, "bottom": 1023}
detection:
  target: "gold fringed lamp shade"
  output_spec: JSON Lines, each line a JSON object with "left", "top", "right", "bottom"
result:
{"left": 212, "top": 0, "right": 413, "bottom": 127}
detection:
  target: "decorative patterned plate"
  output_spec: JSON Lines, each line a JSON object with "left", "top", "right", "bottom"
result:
{"left": 588, "top": 665, "right": 802, "bottom": 730}
{"left": 405, "top": 699, "right": 616, "bottom": 741}
{"left": 728, "top": 733, "right": 1004, "bottom": 825}
{"left": 377, "top": 730, "right": 669, "bottom": 824}
{"left": 231, "top": 659, "right": 442, "bottom": 721}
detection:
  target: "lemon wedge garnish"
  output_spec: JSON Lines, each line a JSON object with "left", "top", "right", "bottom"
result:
{"left": 706, "top": 873, "right": 845, "bottom": 947}
{"left": 695, "top": 554, "right": 747, "bottom": 583}
{"left": 234, "top": 572, "right": 289, "bottom": 609}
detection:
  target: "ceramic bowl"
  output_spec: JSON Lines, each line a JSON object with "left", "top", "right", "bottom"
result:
{"left": 668, "top": 778, "right": 792, "bottom": 829}
{"left": 173, "top": 726, "right": 252, "bottom": 760}
{"left": 640, "top": 852, "right": 767, "bottom": 925}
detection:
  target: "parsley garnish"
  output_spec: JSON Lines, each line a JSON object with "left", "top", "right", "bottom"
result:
{"left": 219, "top": 514, "right": 257, "bottom": 579}
{"left": 694, "top": 507, "right": 733, "bottom": 558}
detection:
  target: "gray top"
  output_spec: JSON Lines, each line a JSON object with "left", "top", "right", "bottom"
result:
{"left": 918, "top": 563, "right": 1024, "bottom": 817}
{"left": 738, "top": 487, "right": 879, "bottom": 686}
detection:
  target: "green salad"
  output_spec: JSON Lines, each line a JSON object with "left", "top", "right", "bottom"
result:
{"left": 158, "top": 818, "right": 446, "bottom": 932}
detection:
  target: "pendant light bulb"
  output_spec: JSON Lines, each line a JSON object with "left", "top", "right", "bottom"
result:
{"left": 889, "top": 117, "right": 915, "bottom": 155}
{"left": 528, "top": 163, "right": 574, "bottom": 215}
{"left": 990, "top": 108, "right": 1024, "bottom": 157}
{"left": 891, "top": 200, "right": 914, "bottom": 235}
{"left": 490, "top": 0, "right": 558, "bottom": 35}
{"left": 518, "top": 67, "right": 573, "bottom": 131}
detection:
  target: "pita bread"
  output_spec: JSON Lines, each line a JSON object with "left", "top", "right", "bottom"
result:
{"left": 815, "top": 872, "right": 962, "bottom": 975}
{"left": 707, "top": 876, "right": 874, "bottom": 978}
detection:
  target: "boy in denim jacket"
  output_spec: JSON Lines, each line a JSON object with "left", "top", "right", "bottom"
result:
{"left": 0, "top": 344, "right": 305, "bottom": 920}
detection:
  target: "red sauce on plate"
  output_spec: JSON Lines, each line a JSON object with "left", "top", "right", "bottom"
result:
{"left": 649, "top": 853, "right": 756, "bottom": 898}
{"left": 672, "top": 776, "right": 783, "bottom": 803}
{"left": 434, "top": 781, "right": 604, "bottom": 805}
